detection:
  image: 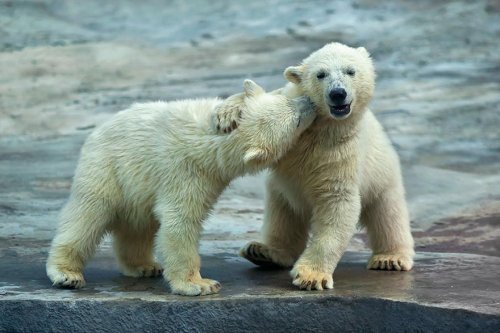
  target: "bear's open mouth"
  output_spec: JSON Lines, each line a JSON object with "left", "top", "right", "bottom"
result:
{"left": 329, "top": 104, "right": 351, "bottom": 118}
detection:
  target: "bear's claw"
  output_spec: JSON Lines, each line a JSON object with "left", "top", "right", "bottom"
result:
{"left": 290, "top": 265, "right": 334, "bottom": 291}
{"left": 367, "top": 253, "right": 413, "bottom": 271}
{"left": 216, "top": 106, "right": 241, "bottom": 134}
{"left": 49, "top": 269, "right": 86, "bottom": 289}
{"left": 121, "top": 262, "right": 164, "bottom": 278}
{"left": 170, "top": 278, "right": 221, "bottom": 296}
{"left": 239, "top": 241, "right": 284, "bottom": 268}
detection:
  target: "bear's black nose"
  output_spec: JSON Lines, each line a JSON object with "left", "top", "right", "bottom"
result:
{"left": 329, "top": 88, "right": 347, "bottom": 105}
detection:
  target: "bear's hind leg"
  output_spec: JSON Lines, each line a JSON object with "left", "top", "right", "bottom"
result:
{"left": 362, "top": 185, "right": 415, "bottom": 271}
{"left": 46, "top": 196, "right": 111, "bottom": 288}
{"left": 240, "top": 186, "right": 309, "bottom": 268}
{"left": 113, "top": 220, "right": 163, "bottom": 278}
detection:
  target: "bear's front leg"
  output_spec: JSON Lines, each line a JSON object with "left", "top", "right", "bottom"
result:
{"left": 291, "top": 189, "right": 361, "bottom": 291}
{"left": 155, "top": 198, "right": 221, "bottom": 296}
{"left": 363, "top": 184, "right": 415, "bottom": 271}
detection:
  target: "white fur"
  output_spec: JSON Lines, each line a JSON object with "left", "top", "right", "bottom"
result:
{"left": 238, "top": 43, "right": 415, "bottom": 290}
{"left": 46, "top": 80, "right": 315, "bottom": 296}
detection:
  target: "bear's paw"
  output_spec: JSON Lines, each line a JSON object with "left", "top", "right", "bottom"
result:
{"left": 239, "top": 241, "right": 295, "bottom": 268}
{"left": 48, "top": 268, "right": 86, "bottom": 289}
{"left": 121, "top": 262, "right": 164, "bottom": 278}
{"left": 367, "top": 253, "right": 413, "bottom": 271}
{"left": 290, "top": 265, "right": 334, "bottom": 291}
{"left": 214, "top": 98, "right": 242, "bottom": 133}
{"left": 170, "top": 277, "right": 221, "bottom": 296}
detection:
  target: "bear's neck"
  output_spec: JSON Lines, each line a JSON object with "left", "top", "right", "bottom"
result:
{"left": 310, "top": 113, "right": 363, "bottom": 144}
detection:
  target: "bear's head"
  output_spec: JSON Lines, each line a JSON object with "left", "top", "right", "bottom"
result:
{"left": 284, "top": 42, "right": 375, "bottom": 121}
{"left": 236, "top": 80, "right": 315, "bottom": 166}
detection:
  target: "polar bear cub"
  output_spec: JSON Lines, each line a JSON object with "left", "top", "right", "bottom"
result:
{"left": 234, "top": 43, "right": 415, "bottom": 290}
{"left": 46, "top": 80, "right": 315, "bottom": 296}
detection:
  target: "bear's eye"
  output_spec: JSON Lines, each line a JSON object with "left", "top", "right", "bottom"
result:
{"left": 346, "top": 68, "right": 355, "bottom": 76}
{"left": 316, "top": 71, "right": 327, "bottom": 80}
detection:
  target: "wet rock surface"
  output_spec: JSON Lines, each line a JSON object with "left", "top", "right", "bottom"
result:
{"left": 1, "top": 247, "right": 500, "bottom": 331}
{"left": 0, "top": 0, "right": 499, "bottom": 330}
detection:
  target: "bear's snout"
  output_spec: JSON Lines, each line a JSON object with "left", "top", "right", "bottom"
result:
{"left": 328, "top": 88, "right": 347, "bottom": 105}
{"left": 327, "top": 87, "right": 351, "bottom": 119}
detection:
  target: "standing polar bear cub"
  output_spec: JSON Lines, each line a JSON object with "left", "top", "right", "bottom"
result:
{"left": 46, "top": 80, "right": 316, "bottom": 296}
{"left": 237, "top": 43, "right": 415, "bottom": 290}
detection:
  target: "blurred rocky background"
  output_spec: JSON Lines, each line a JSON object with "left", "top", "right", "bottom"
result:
{"left": 1, "top": 0, "right": 498, "bottom": 258}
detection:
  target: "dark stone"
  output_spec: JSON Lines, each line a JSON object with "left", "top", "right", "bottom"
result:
{"left": 1, "top": 297, "right": 499, "bottom": 333}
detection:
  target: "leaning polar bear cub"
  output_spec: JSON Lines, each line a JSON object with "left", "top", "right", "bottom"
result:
{"left": 234, "top": 43, "right": 415, "bottom": 290}
{"left": 46, "top": 80, "right": 315, "bottom": 296}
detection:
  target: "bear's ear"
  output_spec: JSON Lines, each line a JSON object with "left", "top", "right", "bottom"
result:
{"left": 243, "top": 147, "right": 268, "bottom": 164}
{"left": 243, "top": 80, "right": 265, "bottom": 97}
{"left": 357, "top": 47, "right": 370, "bottom": 57}
{"left": 284, "top": 65, "right": 303, "bottom": 84}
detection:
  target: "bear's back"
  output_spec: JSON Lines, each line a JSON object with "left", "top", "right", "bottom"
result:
{"left": 86, "top": 98, "right": 221, "bottom": 151}
{"left": 76, "top": 97, "right": 224, "bottom": 210}
{"left": 126, "top": 98, "right": 221, "bottom": 137}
